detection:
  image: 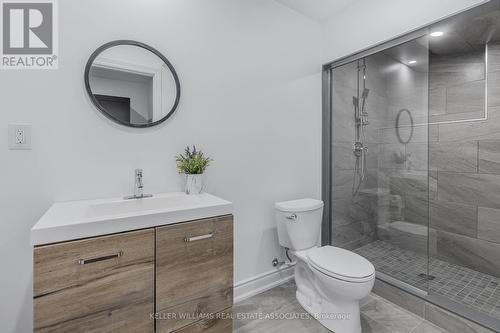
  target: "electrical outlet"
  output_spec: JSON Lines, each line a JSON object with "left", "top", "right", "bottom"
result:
{"left": 8, "top": 124, "right": 32, "bottom": 150}
{"left": 15, "top": 128, "right": 25, "bottom": 144}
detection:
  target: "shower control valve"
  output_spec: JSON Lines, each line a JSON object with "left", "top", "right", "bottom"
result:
{"left": 353, "top": 142, "right": 364, "bottom": 157}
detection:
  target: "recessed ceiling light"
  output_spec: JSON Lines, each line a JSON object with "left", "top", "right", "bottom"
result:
{"left": 430, "top": 31, "right": 444, "bottom": 37}
{"left": 408, "top": 60, "right": 417, "bottom": 65}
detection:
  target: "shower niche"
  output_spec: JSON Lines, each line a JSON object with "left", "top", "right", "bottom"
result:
{"left": 325, "top": 1, "right": 500, "bottom": 331}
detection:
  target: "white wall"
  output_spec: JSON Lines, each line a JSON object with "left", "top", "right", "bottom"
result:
{"left": 321, "top": 0, "right": 487, "bottom": 62}
{"left": 0, "top": 1, "right": 321, "bottom": 332}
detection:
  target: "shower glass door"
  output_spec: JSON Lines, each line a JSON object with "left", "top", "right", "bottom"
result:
{"left": 326, "top": 1, "right": 500, "bottom": 329}
{"left": 329, "top": 36, "right": 431, "bottom": 293}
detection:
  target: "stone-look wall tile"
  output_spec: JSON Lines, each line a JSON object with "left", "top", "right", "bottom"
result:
{"left": 379, "top": 143, "right": 406, "bottom": 169}
{"left": 487, "top": 42, "right": 500, "bottom": 73}
{"left": 478, "top": 140, "right": 500, "bottom": 174}
{"left": 332, "top": 61, "right": 357, "bottom": 88}
{"left": 333, "top": 169, "right": 353, "bottom": 200}
{"left": 404, "top": 172, "right": 430, "bottom": 200}
{"left": 404, "top": 196, "right": 428, "bottom": 226}
{"left": 406, "top": 143, "right": 428, "bottom": 171}
{"left": 429, "top": 87, "right": 446, "bottom": 116}
{"left": 429, "top": 141, "right": 478, "bottom": 172}
{"left": 332, "top": 81, "right": 356, "bottom": 143}
{"left": 487, "top": 70, "right": 500, "bottom": 107}
{"left": 430, "top": 53, "right": 485, "bottom": 88}
{"left": 429, "top": 110, "right": 486, "bottom": 123}
{"left": 364, "top": 167, "right": 379, "bottom": 189}
{"left": 332, "top": 220, "right": 376, "bottom": 249}
{"left": 366, "top": 144, "right": 379, "bottom": 170}
{"left": 478, "top": 207, "right": 500, "bottom": 243}
{"left": 437, "top": 172, "right": 500, "bottom": 209}
{"left": 430, "top": 200, "right": 477, "bottom": 237}
{"left": 438, "top": 106, "right": 500, "bottom": 142}
{"left": 332, "top": 198, "right": 352, "bottom": 227}
{"left": 435, "top": 230, "right": 500, "bottom": 277}
{"left": 364, "top": 118, "right": 384, "bottom": 144}
{"left": 429, "top": 125, "right": 439, "bottom": 142}
{"left": 429, "top": 228, "right": 438, "bottom": 258}
{"left": 380, "top": 124, "right": 438, "bottom": 144}
{"left": 332, "top": 195, "right": 375, "bottom": 227}
{"left": 378, "top": 221, "right": 428, "bottom": 254}
{"left": 384, "top": 171, "right": 429, "bottom": 200}
{"left": 377, "top": 191, "right": 403, "bottom": 225}
{"left": 424, "top": 303, "right": 496, "bottom": 333}
{"left": 332, "top": 142, "right": 355, "bottom": 170}
{"left": 429, "top": 170, "right": 438, "bottom": 200}
{"left": 446, "top": 80, "right": 485, "bottom": 114}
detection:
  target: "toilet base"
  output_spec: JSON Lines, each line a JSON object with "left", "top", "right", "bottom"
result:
{"left": 296, "top": 286, "right": 362, "bottom": 333}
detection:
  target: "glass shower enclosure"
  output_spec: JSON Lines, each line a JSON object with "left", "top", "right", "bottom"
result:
{"left": 322, "top": 1, "right": 500, "bottom": 330}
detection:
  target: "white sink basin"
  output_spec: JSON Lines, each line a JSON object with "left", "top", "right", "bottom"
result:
{"left": 31, "top": 192, "right": 232, "bottom": 245}
{"left": 87, "top": 194, "right": 205, "bottom": 218}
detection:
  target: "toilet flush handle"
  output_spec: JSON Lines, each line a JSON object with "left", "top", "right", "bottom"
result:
{"left": 286, "top": 214, "right": 297, "bottom": 221}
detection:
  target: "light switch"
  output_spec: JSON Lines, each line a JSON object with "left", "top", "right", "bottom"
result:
{"left": 8, "top": 124, "right": 32, "bottom": 150}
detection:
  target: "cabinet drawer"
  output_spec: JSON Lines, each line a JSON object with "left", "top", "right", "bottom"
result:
{"left": 156, "top": 215, "right": 233, "bottom": 332}
{"left": 34, "top": 229, "right": 155, "bottom": 333}
{"left": 172, "top": 308, "right": 233, "bottom": 333}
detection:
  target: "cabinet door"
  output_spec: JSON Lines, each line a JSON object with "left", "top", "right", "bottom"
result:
{"left": 34, "top": 229, "right": 155, "bottom": 333}
{"left": 172, "top": 308, "right": 233, "bottom": 333}
{"left": 156, "top": 215, "right": 233, "bottom": 333}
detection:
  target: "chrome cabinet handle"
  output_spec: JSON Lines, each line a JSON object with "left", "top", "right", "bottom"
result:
{"left": 78, "top": 251, "right": 123, "bottom": 265}
{"left": 286, "top": 214, "right": 297, "bottom": 221}
{"left": 184, "top": 232, "right": 214, "bottom": 242}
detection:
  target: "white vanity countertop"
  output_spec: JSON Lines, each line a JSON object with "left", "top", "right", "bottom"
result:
{"left": 31, "top": 192, "right": 233, "bottom": 246}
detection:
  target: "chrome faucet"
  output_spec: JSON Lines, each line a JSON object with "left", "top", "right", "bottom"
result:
{"left": 124, "top": 169, "right": 152, "bottom": 199}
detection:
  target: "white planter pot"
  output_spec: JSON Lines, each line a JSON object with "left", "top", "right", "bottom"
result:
{"left": 185, "top": 174, "right": 203, "bottom": 194}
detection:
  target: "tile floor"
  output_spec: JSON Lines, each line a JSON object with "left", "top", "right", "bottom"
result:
{"left": 354, "top": 240, "right": 500, "bottom": 318}
{"left": 233, "top": 281, "right": 449, "bottom": 333}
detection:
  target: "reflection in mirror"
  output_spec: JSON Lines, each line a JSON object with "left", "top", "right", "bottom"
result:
{"left": 85, "top": 41, "right": 180, "bottom": 127}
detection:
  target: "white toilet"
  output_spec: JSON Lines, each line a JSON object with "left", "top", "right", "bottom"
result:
{"left": 275, "top": 198, "right": 375, "bottom": 333}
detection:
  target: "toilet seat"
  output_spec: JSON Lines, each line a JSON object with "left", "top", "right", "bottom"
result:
{"left": 306, "top": 246, "right": 375, "bottom": 283}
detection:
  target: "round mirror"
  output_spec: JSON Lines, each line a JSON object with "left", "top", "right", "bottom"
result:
{"left": 395, "top": 109, "right": 414, "bottom": 144}
{"left": 85, "top": 40, "right": 180, "bottom": 128}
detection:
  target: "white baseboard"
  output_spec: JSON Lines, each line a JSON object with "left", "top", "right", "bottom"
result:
{"left": 233, "top": 265, "right": 295, "bottom": 303}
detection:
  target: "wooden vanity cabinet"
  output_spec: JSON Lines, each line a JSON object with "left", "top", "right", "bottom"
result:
{"left": 33, "top": 229, "right": 155, "bottom": 333}
{"left": 156, "top": 215, "right": 233, "bottom": 333}
{"left": 33, "top": 215, "right": 233, "bottom": 333}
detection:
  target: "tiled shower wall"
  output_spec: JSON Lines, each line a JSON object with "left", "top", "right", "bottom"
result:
{"left": 428, "top": 43, "right": 500, "bottom": 278}
{"left": 331, "top": 40, "right": 500, "bottom": 279}
{"left": 332, "top": 54, "right": 397, "bottom": 250}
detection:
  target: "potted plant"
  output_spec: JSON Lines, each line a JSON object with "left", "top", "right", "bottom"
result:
{"left": 176, "top": 146, "right": 212, "bottom": 194}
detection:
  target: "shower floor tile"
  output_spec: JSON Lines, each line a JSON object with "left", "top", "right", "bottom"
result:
{"left": 354, "top": 240, "right": 500, "bottom": 317}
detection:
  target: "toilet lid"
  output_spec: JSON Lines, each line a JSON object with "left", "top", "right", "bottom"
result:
{"left": 275, "top": 198, "right": 324, "bottom": 212}
{"left": 307, "top": 246, "right": 375, "bottom": 282}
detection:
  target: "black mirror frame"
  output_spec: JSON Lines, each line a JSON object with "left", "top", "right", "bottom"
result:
{"left": 395, "top": 108, "right": 414, "bottom": 144}
{"left": 84, "top": 40, "right": 181, "bottom": 128}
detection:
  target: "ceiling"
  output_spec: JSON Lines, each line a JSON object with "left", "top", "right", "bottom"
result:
{"left": 275, "top": 0, "right": 356, "bottom": 22}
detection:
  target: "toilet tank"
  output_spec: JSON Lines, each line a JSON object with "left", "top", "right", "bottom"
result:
{"left": 275, "top": 199, "right": 324, "bottom": 251}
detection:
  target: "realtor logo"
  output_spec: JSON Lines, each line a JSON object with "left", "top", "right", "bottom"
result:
{"left": 1, "top": 0, "right": 58, "bottom": 69}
